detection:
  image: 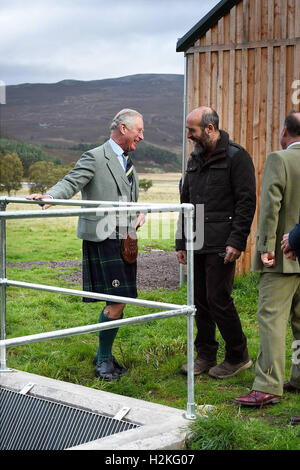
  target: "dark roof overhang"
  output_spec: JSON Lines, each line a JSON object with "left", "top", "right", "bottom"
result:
{"left": 176, "top": 0, "right": 241, "bottom": 52}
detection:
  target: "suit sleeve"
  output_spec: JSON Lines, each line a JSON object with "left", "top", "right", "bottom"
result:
{"left": 47, "top": 151, "right": 96, "bottom": 200}
{"left": 256, "top": 152, "right": 286, "bottom": 253}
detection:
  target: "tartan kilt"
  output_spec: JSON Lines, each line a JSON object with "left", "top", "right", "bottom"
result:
{"left": 82, "top": 239, "right": 137, "bottom": 304}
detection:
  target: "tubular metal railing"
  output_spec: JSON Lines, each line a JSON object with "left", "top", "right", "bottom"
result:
{"left": 0, "top": 197, "right": 196, "bottom": 419}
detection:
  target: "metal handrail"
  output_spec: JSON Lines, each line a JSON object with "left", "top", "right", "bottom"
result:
{"left": 0, "top": 197, "right": 196, "bottom": 419}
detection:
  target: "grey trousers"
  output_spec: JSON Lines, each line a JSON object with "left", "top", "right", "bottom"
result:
{"left": 253, "top": 272, "right": 300, "bottom": 396}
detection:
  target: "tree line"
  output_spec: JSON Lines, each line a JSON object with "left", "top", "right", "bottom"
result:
{"left": 0, "top": 152, "right": 153, "bottom": 196}
{"left": 0, "top": 138, "right": 157, "bottom": 196}
{"left": 0, "top": 137, "right": 63, "bottom": 176}
{"left": 0, "top": 151, "right": 74, "bottom": 196}
{"left": 69, "top": 141, "right": 181, "bottom": 170}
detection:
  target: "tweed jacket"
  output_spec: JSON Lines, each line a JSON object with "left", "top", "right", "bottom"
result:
{"left": 252, "top": 143, "right": 300, "bottom": 273}
{"left": 47, "top": 140, "right": 139, "bottom": 242}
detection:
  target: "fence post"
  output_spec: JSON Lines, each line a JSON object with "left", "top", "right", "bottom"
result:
{"left": 0, "top": 198, "right": 8, "bottom": 371}
{"left": 184, "top": 205, "right": 196, "bottom": 420}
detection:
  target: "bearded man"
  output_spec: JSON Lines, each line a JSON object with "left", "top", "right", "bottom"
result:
{"left": 176, "top": 106, "right": 256, "bottom": 379}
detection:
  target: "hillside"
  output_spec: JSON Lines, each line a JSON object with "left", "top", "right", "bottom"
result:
{"left": 1, "top": 74, "right": 184, "bottom": 172}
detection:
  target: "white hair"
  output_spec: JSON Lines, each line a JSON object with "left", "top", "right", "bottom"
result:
{"left": 110, "top": 108, "right": 143, "bottom": 132}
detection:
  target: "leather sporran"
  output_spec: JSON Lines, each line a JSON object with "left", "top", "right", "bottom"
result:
{"left": 120, "top": 228, "right": 138, "bottom": 264}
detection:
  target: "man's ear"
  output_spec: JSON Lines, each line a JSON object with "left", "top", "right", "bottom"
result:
{"left": 205, "top": 123, "right": 214, "bottom": 135}
{"left": 119, "top": 123, "right": 127, "bottom": 135}
{"left": 281, "top": 126, "right": 288, "bottom": 138}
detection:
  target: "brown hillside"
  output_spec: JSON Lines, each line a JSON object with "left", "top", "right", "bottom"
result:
{"left": 2, "top": 74, "right": 184, "bottom": 167}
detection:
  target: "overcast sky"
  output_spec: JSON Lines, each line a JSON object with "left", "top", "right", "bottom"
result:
{"left": 0, "top": 0, "right": 220, "bottom": 86}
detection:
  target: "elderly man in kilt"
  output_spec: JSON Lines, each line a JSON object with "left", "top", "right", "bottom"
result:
{"left": 27, "top": 109, "right": 145, "bottom": 381}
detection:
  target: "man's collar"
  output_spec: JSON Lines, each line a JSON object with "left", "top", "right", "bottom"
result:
{"left": 287, "top": 141, "right": 300, "bottom": 149}
{"left": 209, "top": 129, "right": 229, "bottom": 156}
{"left": 109, "top": 137, "right": 124, "bottom": 156}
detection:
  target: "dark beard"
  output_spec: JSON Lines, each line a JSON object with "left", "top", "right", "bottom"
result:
{"left": 191, "top": 142, "right": 204, "bottom": 157}
{"left": 191, "top": 137, "right": 210, "bottom": 157}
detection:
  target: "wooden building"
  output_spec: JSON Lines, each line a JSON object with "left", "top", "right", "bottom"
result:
{"left": 176, "top": 0, "right": 300, "bottom": 274}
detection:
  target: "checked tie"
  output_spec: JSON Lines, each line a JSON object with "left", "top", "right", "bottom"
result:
{"left": 124, "top": 152, "right": 134, "bottom": 184}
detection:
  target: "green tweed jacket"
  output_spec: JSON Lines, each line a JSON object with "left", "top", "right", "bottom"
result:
{"left": 47, "top": 140, "right": 139, "bottom": 242}
{"left": 252, "top": 143, "right": 300, "bottom": 273}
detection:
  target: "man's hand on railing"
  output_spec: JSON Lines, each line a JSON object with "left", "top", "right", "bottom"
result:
{"left": 135, "top": 212, "right": 146, "bottom": 229}
{"left": 176, "top": 250, "right": 187, "bottom": 265}
{"left": 26, "top": 194, "right": 52, "bottom": 210}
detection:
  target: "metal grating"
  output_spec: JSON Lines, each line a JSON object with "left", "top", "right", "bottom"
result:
{"left": 0, "top": 386, "right": 140, "bottom": 450}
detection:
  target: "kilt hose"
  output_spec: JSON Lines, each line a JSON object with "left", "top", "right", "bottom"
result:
{"left": 82, "top": 238, "right": 137, "bottom": 365}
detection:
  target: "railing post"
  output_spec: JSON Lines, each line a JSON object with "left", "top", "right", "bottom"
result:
{"left": 179, "top": 53, "right": 188, "bottom": 289}
{"left": 0, "top": 198, "right": 8, "bottom": 371}
{"left": 184, "top": 205, "right": 196, "bottom": 420}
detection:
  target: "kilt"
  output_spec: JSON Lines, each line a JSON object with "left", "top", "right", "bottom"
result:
{"left": 82, "top": 238, "right": 137, "bottom": 304}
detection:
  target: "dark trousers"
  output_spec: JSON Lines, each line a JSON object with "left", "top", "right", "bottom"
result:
{"left": 194, "top": 253, "right": 249, "bottom": 364}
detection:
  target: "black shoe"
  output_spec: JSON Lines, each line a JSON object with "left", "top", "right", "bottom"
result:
{"left": 112, "top": 356, "right": 127, "bottom": 375}
{"left": 93, "top": 355, "right": 127, "bottom": 375}
{"left": 95, "top": 360, "right": 120, "bottom": 381}
{"left": 289, "top": 416, "right": 300, "bottom": 426}
{"left": 283, "top": 381, "right": 300, "bottom": 393}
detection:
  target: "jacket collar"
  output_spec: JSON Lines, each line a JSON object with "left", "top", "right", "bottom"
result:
{"left": 211, "top": 130, "right": 230, "bottom": 156}
{"left": 103, "top": 140, "right": 131, "bottom": 187}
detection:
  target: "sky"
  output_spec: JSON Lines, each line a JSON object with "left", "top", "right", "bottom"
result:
{"left": 0, "top": 0, "right": 220, "bottom": 86}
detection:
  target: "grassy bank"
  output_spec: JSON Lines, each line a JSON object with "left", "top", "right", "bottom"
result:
{"left": 5, "top": 263, "right": 300, "bottom": 449}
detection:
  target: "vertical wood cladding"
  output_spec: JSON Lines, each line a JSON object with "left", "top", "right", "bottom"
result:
{"left": 184, "top": 0, "right": 300, "bottom": 274}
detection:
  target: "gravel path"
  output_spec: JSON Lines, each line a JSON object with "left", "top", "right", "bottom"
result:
{"left": 7, "top": 251, "right": 180, "bottom": 291}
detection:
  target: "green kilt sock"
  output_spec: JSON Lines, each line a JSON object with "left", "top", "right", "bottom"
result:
{"left": 96, "top": 309, "right": 123, "bottom": 365}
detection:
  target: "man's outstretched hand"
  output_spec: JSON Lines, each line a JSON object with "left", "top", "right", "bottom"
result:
{"left": 26, "top": 194, "right": 52, "bottom": 210}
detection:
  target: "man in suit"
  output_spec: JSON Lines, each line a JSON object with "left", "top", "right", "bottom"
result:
{"left": 27, "top": 109, "right": 145, "bottom": 381}
{"left": 235, "top": 111, "right": 300, "bottom": 407}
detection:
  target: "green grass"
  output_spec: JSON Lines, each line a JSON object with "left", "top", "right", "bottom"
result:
{"left": 4, "top": 264, "right": 300, "bottom": 450}
{"left": 187, "top": 408, "right": 300, "bottom": 450}
{"left": 2, "top": 193, "right": 300, "bottom": 450}
{"left": 5, "top": 196, "right": 178, "bottom": 261}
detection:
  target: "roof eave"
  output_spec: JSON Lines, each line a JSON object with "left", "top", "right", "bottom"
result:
{"left": 176, "top": 0, "right": 241, "bottom": 52}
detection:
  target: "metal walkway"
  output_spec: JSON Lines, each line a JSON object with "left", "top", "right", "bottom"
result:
{"left": 0, "top": 386, "right": 139, "bottom": 450}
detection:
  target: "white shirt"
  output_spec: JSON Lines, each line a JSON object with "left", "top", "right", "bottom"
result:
{"left": 287, "top": 141, "right": 300, "bottom": 149}
{"left": 109, "top": 138, "right": 127, "bottom": 172}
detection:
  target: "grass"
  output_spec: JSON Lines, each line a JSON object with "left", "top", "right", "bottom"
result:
{"left": 4, "top": 184, "right": 181, "bottom": 260}
{"left": 187, "top": 408, "right": 300, "bottom": 450}
{"left": 2, "top": 185, "right": 300, "bottom": 450}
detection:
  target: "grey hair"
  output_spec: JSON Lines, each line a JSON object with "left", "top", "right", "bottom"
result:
{"left": 110, "top": 109, "right": 143, "bottom": 132}
{"left": 200, "top": 109, "right": 219, "bottom": 130}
